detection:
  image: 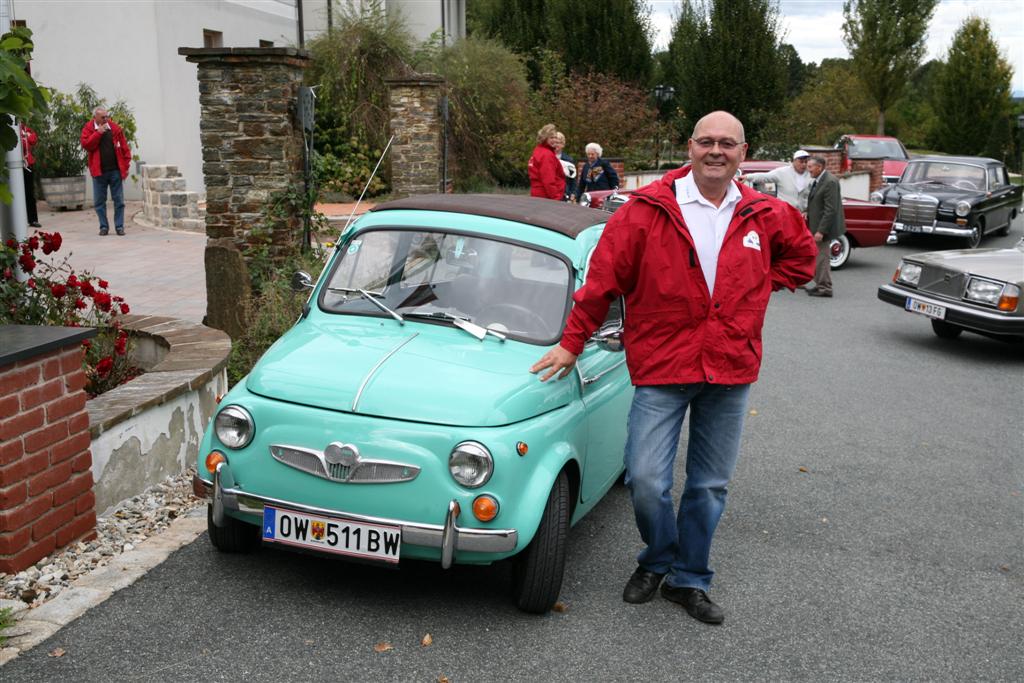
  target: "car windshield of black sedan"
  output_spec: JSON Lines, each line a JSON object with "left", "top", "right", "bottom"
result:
{"left": 848, "top": 138, "right": 907, "bottom": 159}
{"left": 322, "top": 229, "right": 571, "bottom": 343}
{"left": 902, "top": 161, "right": 986, "bottom": 190}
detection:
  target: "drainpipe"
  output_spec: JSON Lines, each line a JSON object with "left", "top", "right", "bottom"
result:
{"left": 0, "top": 0, "right": 29, "bottom": 261}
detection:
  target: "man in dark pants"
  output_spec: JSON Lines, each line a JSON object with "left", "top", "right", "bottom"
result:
{"left": 80, "top": 107, "right": 132, "bottom": 236}
{"left": 530, "top": 111, "right": 816, "bottom": 625}
{"left": 804, "top": 156, "right": 846, "bottom": 297}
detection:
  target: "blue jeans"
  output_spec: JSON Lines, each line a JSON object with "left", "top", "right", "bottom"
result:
{"left": 92, "top": 170, "right": 124, "bottom": 231}
{"left": 624, "top": 383, "right": 751, "bottom": 591}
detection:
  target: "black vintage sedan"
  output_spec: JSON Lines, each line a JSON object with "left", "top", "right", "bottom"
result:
{"left": 872, "top": 156, "right": 1022, "bottom": 249}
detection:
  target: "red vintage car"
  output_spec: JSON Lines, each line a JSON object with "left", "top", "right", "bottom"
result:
{"left": 836, "top": 134, "right": 910, "bottom": 184}
{"left": 580, "top": 161, "right": 896, "bottom": 269}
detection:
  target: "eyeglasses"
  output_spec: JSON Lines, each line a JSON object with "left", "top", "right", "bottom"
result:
{"left": 691, "top": 137, "right": 743, "bottom": 151}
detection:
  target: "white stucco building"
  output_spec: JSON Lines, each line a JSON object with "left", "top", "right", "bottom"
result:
{"left": 11, "top": 0, "right": 464, "bottom": 199}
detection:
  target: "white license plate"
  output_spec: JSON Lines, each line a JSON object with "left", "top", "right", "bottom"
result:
{"left": 262, "top": 506, "right": 400, "bottom": 563}
{"left": 905, "top": 297, "right": 946, "bottom": 320}
{"left": 902, "top": 224, "right": 924, "bottom": 233}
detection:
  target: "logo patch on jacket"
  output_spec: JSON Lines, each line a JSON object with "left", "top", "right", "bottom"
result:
{"left": 742, "top": 230, "right": 761, "bottom": 251}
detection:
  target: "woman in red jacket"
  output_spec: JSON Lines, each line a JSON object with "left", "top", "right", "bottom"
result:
{"left": 528, "top": 124, "right": 565, "bottom": 201}
{"left": 20, "top": 123, "right": 40, "bottom": 227}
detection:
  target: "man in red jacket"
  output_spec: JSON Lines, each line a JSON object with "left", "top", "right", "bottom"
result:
{"left": 531, "top": 111, "right": 816, "bottom": 624}
{"left": 80, "top": 107, "right": 132, "bottom": 236}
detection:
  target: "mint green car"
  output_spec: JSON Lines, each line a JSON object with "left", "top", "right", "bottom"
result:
{"left": 194, "top": 194, "right": 633, "bottom": 613}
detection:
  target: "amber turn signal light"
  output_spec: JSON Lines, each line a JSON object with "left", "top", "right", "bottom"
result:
{"left": 472, "top": 495, "right": 499, "bottom": 522}
{"left": 998, "top": 294, "right": 1019, "bottom": 311}
{"left": 516, "top": 441, "right": 528, "bottom": 457}
{"left": 205, "top": 450, "right": 227, "bottom": 474}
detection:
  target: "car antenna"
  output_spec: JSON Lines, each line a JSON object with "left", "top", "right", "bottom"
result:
{"left": 341, "top": 134, "right": 395, "bottom": 233}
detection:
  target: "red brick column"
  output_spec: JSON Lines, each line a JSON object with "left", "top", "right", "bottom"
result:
{"left": 850, "top": 158, "right": 884, "bottom": 192}
{"left": 1, "top": 327, "right": 97, "bottom": 574}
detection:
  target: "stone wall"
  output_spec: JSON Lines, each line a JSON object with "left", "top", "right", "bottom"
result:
{"left": 180, "top": 47, "right": 310, "bottom": 338}
{"left": 0, "top": 327, "right": 97, "bottom": 574}
{"left": 140, "top": 165, "right": 204, "bottom": 231}
{"left": 386, "top": 75, "right": 444, "bottom": 196}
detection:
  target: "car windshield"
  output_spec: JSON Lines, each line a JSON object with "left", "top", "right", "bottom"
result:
{"left": 847, "top": 138, "right": 907, "bottom": 159}
{"left": 901, "top": 161, "right": 986, "bottom": 190}
{"left": 321, "top": 229, "right": 571, "bottom": 344}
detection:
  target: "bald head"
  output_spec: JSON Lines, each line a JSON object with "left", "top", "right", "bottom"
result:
{"left": 692, "top": 111, "right": 745, "bottom": 143}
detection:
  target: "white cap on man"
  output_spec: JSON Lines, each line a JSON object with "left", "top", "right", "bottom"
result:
{"left": 792, "top": 150, "right": 809, "bottom": 160}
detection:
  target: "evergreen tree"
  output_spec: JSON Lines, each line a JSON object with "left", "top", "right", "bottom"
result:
{"left": 842, "top": 0, "right": 937, "bottom": 135}
{"left": 665, "top": 0, "right": 788, "bottom": 152}
{"left": 931, "top": 17, "right": 1014, "bottom": 160}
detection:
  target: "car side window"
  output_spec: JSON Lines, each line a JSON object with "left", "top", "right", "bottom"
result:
{"left": 987, "top": 166, "right": 1004, "bottom": 189}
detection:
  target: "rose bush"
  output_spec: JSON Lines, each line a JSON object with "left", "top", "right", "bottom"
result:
{"left": 1, "top": 230, "right": 139, "bottom": 396}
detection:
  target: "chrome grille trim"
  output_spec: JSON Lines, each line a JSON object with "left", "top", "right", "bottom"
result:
{"left": 270, "top": 444, "right": 420, "bottom": 484}
{"left": 897, "top": 193, "right": 939, "bottom": 225}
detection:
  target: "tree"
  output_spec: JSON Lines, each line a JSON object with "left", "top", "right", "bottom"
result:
{"left": 931, "top": 16, "right": 1014, "bottom": 160}
{"left": 887, "top": 59, "right": 943, "bottom": 150}
{"left": 842, "top": 0, "right": 937, "bottom": 135}
{"left": 779, "top": 43, "right": 809, "bottom": 98}
{"left": 665, "top": 0, "right": 788, "bottom": 152}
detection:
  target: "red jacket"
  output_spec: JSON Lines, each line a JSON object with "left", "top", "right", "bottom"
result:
{"left": 528, "top": 143, "right": 565, "bottom": 200}
{"left": 80, "top": 120, "right": 132, "bottom": 179}
{"left": 20, "top": 124, "right": 37, "bottom": 167}
{"left": 560, "top": 166, "right": 817, "bottom": 385}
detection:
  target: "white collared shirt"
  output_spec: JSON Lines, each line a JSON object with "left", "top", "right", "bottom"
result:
{"left": 675, "top": 172, "right": 742, "bottom": 295}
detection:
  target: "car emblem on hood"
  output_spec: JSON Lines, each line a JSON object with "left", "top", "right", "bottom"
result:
{"left": 324, "top": 442, "right": 360, "bottom": 467}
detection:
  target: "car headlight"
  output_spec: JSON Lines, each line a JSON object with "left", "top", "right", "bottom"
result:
{"left": 955, "top": 200, "right": 971, "bottom": 217}
{"left": 964, "top": 277, "right": 1014, "bottom": 307}
{"left": 894, "top": 261, "right": 922, "bottom": 286}
{"left": 215, "top": 405, "right": 255, "bottom": 449}
{"left": 579, "top": 193, "right": 591, "bottom": 207}
{"left": 449, "top": 441, "right": 493, "bottom": 488}
{"left": 869, "top": 191, "right": 884, "bottom": 203}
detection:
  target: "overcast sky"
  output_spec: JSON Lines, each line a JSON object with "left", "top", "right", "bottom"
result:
{"left": 648, "top": 0, "right": 1024, "bottom": 95}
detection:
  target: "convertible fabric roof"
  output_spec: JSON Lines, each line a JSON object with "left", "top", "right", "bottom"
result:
{"left": 369, "top": 193, "right": 610, "bottom": 238}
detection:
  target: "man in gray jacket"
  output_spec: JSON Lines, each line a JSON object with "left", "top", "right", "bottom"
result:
{"left": 804, "top": 156, "right": 845, "bottom": 298}
{"left": 741, "top": 150, "right": 811, "bottom": 212}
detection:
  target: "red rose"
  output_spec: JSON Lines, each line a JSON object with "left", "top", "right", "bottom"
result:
{"left": 93, "top": 291, "right": 112, "bottom": 312}
{"left": 74, "top": 298, "right": 87, "bottom": 310}
{"left": 27, "top": 235, "right": 39, "bottom": 251}
{"left": 80, "top": 281, "right": 96, "bottom": 297}
{"left": 114, "top": 332, "right": 127, "bottom": 356}
{"left": 17, "top": 253, "right": 35, "bottom": 272}
{"left": 4, "top": 239, "right": 15, "bottom": 249}
{"left": 51, "top": 284, "right": 67, "bottom": 298}
{"left": 2, "top": 267, "right": 12, "bottom": 280}
{"left": 27, "top": 278, "right": 35, "bottom": 289}
{"left": 66, "top": 274, "right": 79, "bottom": 288}
{"left": 119, "top": 302, "right": 130, "bottom": 314}
{"left": 98, "top": 279, "right": 109, "bottom": 289}
{"left": 45, "top": 232, "right": 62, "bottom": 252}
{"left": 95, "top": 357, "right": 114, "bottom": 378}
{"left": 81, "top": 339, "right": 92, "bottom": 349}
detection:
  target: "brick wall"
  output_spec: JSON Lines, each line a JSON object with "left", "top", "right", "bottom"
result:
{"left": 850, "top": 158, "right": 884, "bottom": 192}
{"left": 1, "top": 344, "right": 96, "bottom": 574}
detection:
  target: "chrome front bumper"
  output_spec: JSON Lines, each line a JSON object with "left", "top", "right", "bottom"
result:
{"left": 887, "top": 220, "right": 973, "bottom": 244}
{"left": 194, "top": 468, "right": 518, "bottom": 568}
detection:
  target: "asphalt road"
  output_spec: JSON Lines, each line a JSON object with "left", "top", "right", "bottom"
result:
{"left": 5, "top": 221, "right": 1023, "bottom": 682}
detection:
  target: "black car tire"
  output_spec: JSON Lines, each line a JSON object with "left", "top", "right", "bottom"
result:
{"left": 964, "top": 225, "right": 982, "bottom": 249}
{"left": 830, "top": 234, "right": 852, "bottom": 270}
{"left": 931, "top": 319, "right": 963, "bottom": 339}
{"left": 511, "top": 470, "right": 569, "bottom": 614}
{"left": 207, "top": 504, "right": 261, "bottom": 553}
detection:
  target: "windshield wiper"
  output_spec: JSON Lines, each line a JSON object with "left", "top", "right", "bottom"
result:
{"left": 404, "top": 311, "right": 507, "bottom": 342}
{"left": 327, "top": 286, "right": 404, "bottom": 325}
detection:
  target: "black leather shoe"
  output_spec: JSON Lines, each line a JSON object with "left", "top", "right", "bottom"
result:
{"left": 622, "top": 567, "right": 665, "bottom": 604}
{"left": 806, "top": 288, "right": 833, "bottom": 298}
{"left": 99, "top": 228, "right": 109, "bottom": 236}
{"left": 28, "top": 221, "right": 41, "bottom": 228}
{"left": 660, "top": 584, "right": 725, "bottom": 624}
{"left": 115, "top": 227, "right": 125, "bottom": 236}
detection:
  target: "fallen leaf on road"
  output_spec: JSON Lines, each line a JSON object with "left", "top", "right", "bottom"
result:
{"left": 798, "top": 466, "right": 808, "bottom": 473}
{"left": 438, "top": 676, "right": 450, "bottom": 683}
{"left": 48, "top": 648, "right": 66, "bottom": 658}
{"left": 749, "top": 409, "right": 758, "bottom": 416}
{"left": 998, "top": 564, "right": 1010, "bottom": 572}
{"left": 373, "top": 642, "right": 394, "bottom": 653}
{"left": 552, "top": 601, "right": 568, "bottom": 613}
{"left": 421, "top": 633, "right": 433, "bottom": 647}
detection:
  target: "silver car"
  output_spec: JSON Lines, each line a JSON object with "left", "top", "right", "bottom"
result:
{"left": 877, "top": 238, "right": 1024, "bottom": 342}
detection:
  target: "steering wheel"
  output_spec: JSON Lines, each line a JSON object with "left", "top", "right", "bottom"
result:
{"left": 953, "top": 180, "right": 978, "bottom": 190}
{"left": 476, "top": 303, "right": 553, "bottom": 338}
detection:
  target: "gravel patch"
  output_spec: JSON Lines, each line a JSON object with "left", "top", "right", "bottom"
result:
{"left": 0, "top": 468, "right": 203, "bottom": 608}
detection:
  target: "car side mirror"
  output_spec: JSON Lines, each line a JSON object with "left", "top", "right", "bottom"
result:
{"left": 591, "top": 322, "right": 624, "bottom": 352}
{"left": 291, "top": 271, "right": 314, "bottom": 292}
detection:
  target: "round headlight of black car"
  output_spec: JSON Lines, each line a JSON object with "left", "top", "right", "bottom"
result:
{"left": 869, "top": 191, "right": 884, "bottom": 203}
{"left": 449, "top": 441, "right": 493, "bottom": 488}
{"left": 579, "top": 192, "right": 592, "bottom": 208}
{"left": 215, "top": 405, "right": 255, "bottom": 449}
{"left": 955, "top": 200, "right": 971, "bottom": 217}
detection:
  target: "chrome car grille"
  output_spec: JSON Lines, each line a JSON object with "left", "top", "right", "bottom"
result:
{"left": 270, "top": 444, "right": 420, "bottom": 484}
{"left": 918, "top": 267, "right": 968, "bottom": 298}
{"left": 897, "top": 194, "right": 938, "bottom": 225}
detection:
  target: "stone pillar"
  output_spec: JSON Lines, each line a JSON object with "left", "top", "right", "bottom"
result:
{"left": 140, "top": 164, "right": 205, "bottom": 232}
{"left": 386, "top": 74, "right": 444, "bottom": 196}
{"left": 0, "top": 326, "right": 97, "bottom": 574}
{"left": 179, "top": 47, "right": 310, "bottom": 338}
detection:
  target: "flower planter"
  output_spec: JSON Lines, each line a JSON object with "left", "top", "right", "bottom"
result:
{"left": 40, "top": 175, "right": 87, "bottom": 211}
